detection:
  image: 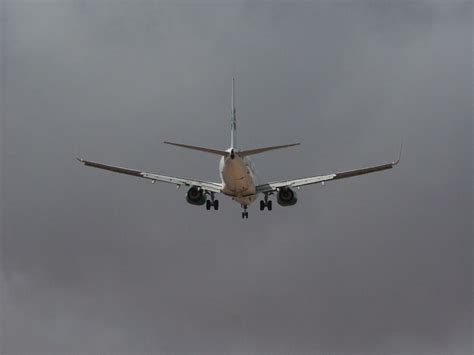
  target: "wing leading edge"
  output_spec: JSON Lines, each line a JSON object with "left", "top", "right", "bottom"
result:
{"left": 256, "top": 147, "right": 401, "bottom": 194}
{"left": 76, "top": 158, "right": 222, "bottom": 193}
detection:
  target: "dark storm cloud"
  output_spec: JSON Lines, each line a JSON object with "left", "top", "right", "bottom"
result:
{"left": 1, "top": 1, "right": 471, "bottom": 354}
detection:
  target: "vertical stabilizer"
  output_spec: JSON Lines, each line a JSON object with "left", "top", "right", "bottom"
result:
{"left": 231, "top": 78, "right": 237, "bottom": 148}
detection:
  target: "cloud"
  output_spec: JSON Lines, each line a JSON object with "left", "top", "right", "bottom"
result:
{"left": 1, "top": 1, "right": 471, "bottom": 354}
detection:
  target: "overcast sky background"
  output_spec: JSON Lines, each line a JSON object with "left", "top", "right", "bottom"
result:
{"left": 1, "top": 1, "right": 472, "bottom": 354}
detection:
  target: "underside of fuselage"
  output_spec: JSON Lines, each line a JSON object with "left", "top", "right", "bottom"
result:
{"left": 220, "top": 154, "right": 258, "bottom": 206}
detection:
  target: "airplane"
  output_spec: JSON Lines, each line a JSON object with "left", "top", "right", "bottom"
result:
{"left": 77, "top": 78, "right": 401, "bottom": 219}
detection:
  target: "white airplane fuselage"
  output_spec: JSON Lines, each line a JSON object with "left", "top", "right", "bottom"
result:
{"left": 219, "top": 150, "right": 258, "bottom": 206}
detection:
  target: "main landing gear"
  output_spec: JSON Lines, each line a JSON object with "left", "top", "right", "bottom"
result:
{"left": 259, "top": 194, "right": 272, "bottom": 211}
{"left": 241, "top": 205, "right": 249, "bottom": 219}
{"left": 206, "top": 193, "right": 219, "bottom": 211}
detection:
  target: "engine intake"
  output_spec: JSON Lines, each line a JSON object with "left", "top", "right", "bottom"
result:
{"left": 186, "top": 187, "right": 207, "bottom": 206}
{"left": 277, "top": 187, "right": 298, "bottom": 206}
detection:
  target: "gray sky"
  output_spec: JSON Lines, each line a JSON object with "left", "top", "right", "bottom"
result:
{"left": 1, "top": 1, "right": 472, "bottom": 354}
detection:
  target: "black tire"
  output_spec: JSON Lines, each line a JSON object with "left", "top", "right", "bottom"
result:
{"left": 267, "top": 201, "right": 272, "bottom": 211}
{"left": 206, "top": 200, "right": 211, "bottom": 210}
{"left": 260, "top": 200, "right": 265, "bottom": 211}
{"left": 245, "top": 212, "right": 249, "bottom": 219}
{"left": 213, "top": 200, "right": 219, "bottom": 210}
{"left": 242, "top": 212, "right": 245, "bottom": 219}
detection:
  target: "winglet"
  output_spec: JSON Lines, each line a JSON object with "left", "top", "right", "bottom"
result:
{"left": 393, "top": 142, "right": 403, "bottom": 166}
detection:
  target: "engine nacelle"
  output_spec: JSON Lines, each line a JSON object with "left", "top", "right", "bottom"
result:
{"left": 186, "top": 187, "right": 207, "bottom": 206}
{"left": 277, "top": 187, "right": 298, "bottom": 206}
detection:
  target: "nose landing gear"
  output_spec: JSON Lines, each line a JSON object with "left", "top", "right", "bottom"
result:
{"left": 241, "top": 204, "right": 249, "bottom": 219}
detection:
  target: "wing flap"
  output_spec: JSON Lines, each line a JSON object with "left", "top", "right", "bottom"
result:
{"left": 77, "top": 158, "right": 143, "bottom": 177}
{"left": 77, "top": 158, "right": 222, "bottom": 193}
{"left": 256, "top": 148, "right": 401, "bottom": 193}
{"left": 333, "top": 162, "right": 395, "bottom": 180}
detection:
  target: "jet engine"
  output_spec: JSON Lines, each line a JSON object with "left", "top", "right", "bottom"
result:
{"left": 277, "top": 187, "right": 298, "bottom": 206}
{"left": 186, "top": 186, "right": 207, "bottom": 206}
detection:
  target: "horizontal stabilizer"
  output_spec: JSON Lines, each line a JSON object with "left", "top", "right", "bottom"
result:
{"left": 239, "top": 143, "right": 300, "bottom": 157}
{"left": 164, "top": 141, "right": 227, "bottom": 156}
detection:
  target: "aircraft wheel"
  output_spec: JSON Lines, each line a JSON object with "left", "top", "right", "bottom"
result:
{"left": 260, "top": 200, "right": 265, "bottom": 211}
{"left": 213, "top": 200, "right": 219, "bottom": 210}
{"left": 267, "top": 201, "right": 272, "bottom": 211}
{"left": 206, "top": 200, "right": 211, "bottom": 210}
{"left": 242, "top": 212, "right": 245, "bottom": 219}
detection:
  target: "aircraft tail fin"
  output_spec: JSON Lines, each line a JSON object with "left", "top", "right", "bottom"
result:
{"left": 230, "top": 78, "right": 237, "bottom": 148}
{"left": 165, "top": 79, "right": 300, "bottom": 158}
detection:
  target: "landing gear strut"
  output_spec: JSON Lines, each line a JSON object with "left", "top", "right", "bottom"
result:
{"left": 241, "top": 204, "right": 249, "bottom": 219}
{"left": 206, "top": 192, "right": 219, "bottom": 211}
{"left": 259, "top": 194, "right": 272, "bottom": 211}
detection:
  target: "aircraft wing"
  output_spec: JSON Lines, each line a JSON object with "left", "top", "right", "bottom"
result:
{"left": 256, "top": 149, "right": 401, "bottom": 194}
{"left": 76, "top": 158, "right": 222, "bottom": 193}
